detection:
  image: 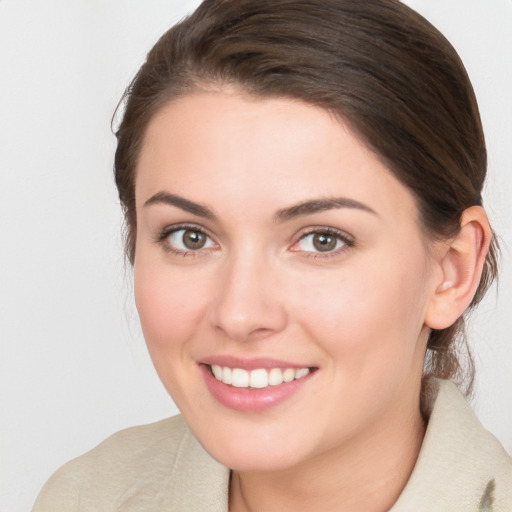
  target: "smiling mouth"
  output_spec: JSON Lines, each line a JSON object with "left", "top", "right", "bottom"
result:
{"left": 208, "top": 364, "right": 313, "bottom": 389}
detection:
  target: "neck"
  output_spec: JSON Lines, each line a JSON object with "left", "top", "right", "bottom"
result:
{"left": 229, "top": 388, "right": 426, "bottom": 512}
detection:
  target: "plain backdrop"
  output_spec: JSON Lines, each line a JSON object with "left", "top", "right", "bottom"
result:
{"left": 0, "top": 1, "right": 510, "bottom": 510}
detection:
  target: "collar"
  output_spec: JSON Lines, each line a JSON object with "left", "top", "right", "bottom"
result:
{"left": 172, "top": 379, "right": 511, "bottom": 511}
{"left": 391, "top": 379, "right": 511, "bottom": 510}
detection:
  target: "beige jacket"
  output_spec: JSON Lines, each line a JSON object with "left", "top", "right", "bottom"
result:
{"left": 33, "top": 379, "right": 512, "bottom": 511}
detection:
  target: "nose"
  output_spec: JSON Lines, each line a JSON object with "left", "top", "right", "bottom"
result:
{"left": 208, "top": 250, "right": 287, "bottom": 343}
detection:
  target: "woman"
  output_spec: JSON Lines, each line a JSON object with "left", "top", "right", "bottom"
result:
{"left": 33, "top": 0, "right": 511, "bottom": 510}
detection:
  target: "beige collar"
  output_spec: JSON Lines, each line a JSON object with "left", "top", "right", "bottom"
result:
{"left": 172, "top": 379, "right": 511, "bottom": 511}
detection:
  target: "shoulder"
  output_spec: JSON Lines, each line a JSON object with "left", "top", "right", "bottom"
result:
{"left": 33, "top": 415, "right": 229, "bottom": 512}
{"left": 392, "top": 379, "right": 512, "bottom": 511}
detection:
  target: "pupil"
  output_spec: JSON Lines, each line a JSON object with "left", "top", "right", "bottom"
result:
{"left": 183, "top": 230, "right": 206, "bottom": 249}
{"left": 313, "top": 233, "right": 336, "bottom": 252}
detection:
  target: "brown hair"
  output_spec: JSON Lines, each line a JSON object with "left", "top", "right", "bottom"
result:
{"left": 113, "top": 0, "right": 498, "bottom": 394}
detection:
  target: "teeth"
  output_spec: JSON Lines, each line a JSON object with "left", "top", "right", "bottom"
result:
{"left": 231, "top": 368, "right": 249, "bottom": 387}
{"left": 250, "top": 369, "right": 268, "bottom": 389}
{"left": 211, "top": 364, "right": 223, "bottom": 380}
{"left": 283, "top": 368, "right": 295, "bottom": 382}
{"left": 210, "top": 365, "right": 310, "bottom": 389}
{"left": 268, "top": 368, "right": 283, "bottom": 386}
{"left": 295, "top": 368, "right": 309, "bottom": 379}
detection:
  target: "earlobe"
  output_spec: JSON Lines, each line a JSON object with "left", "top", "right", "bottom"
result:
{"left": 425, "top": 206, "right": 491, "bottom": 330}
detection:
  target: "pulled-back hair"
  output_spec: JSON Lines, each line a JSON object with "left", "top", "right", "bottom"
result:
{"left": 114, "top": 0, "right": 498, "bottom": 394}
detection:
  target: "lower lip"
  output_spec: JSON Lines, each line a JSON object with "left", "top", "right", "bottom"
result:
{"left": 200, "top": 365, "right": 314, "bottom": 413}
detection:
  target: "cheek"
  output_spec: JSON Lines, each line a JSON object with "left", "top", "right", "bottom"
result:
{"left": 133, "top": 258, "right": 210, "bottom": 354}
{"left": 292, "top": 256, "right": 429, "bottom": 368}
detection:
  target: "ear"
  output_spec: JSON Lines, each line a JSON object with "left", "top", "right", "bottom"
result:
{"left": 425, "top": 206, "right": 492, "bottom": 330}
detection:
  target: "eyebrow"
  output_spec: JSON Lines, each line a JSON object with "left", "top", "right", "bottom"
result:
{"left": 143, "top": 192, "right": 216, "bottom": 219}
{"left": 143, "top": 191, "right": 377, "bottom": 222}
{"left": 274, "top": 197, "right": 378, "bottom": 222}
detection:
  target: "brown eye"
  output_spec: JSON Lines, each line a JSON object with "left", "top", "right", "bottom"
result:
{"left": 295, "top": 230, "right": 350, "bottom": 254}
{"left": 312, "top": 233, "right": 337, "bottom": 252}
{"left": 167, "top": 228, "right": 214, "bottom": 252}
{"left": 183, "top": 230, "right": 207, "bottom": 249}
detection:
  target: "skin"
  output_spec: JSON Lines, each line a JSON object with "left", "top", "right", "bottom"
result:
{"left": 133, "top": 91, "right": 479, "bottom": 511}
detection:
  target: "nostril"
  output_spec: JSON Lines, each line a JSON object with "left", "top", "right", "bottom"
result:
{"left": 207, "top": 267, "right": 288, "bottom": 342}
{"left": 209, "top": 305, "right": 287, "bottom": 342}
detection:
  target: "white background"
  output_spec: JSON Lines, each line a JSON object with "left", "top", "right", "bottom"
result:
{"left": 0, "top": 1, "right": 510, "bottom": 510}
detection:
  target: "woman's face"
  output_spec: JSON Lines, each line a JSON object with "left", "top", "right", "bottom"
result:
{"left": 134, "top": 91, "right": 443, "bottom": 471}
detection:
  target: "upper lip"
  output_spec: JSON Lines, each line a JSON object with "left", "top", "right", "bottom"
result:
{"left": 201, "top": 355, "right": 314, "bottom": 371}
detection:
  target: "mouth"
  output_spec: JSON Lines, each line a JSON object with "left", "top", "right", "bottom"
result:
{"left": 209, "top": 364, "right": 311, "bottom": 389}
{"left": 200, "top": 359, "right": 317, "bottom": 412}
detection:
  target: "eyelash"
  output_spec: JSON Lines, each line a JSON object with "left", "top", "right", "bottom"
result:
{"left": 154, "top": 224, "right": 355, "bottom": 258}
{"left": 291, "top": 227, "right": 355, "bottom": 259}
{"left": 155, "top": 223, "right": 216, "bottom": 257}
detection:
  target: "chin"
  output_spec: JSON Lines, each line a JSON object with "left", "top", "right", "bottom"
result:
{"left": 190, "top": 420, "right": 316, "bottom": 473}
{"left": 209, "top": 443, "right": 305, "bottom": 473}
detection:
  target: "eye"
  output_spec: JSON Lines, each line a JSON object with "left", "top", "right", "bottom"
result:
{"left": 165, "top": 228, "right": 215, "bottom": 252}
{"left": 294, "top": 230, "right": 352, "bottom": 254}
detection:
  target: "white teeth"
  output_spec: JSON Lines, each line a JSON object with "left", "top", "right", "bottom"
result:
{"left": 268, "top": 368, "right": 283, "bottom": 386}
{"left": 249, "top": 369, "right": 268, "bottom": 388}
{"left": 283, "top": 368, "right": 295, "bottom": 382}
{"left": 223, "top": 367, "right": 232, "bottom": 385}
{"left": 231, "top": 368, "right": 249, "bottom": 388}
{"left": 210, "top": 365, "right": 311, "bottom": 388}
{"left": 211, "top": 364, "right": 223, "bottom": 380}
{"left": 295, "top": 368, "right": 310, "bottom": 379}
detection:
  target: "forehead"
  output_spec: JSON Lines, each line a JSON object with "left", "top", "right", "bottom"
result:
{"left": 135, "top": 91, "right": 418, "bottom": 223}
